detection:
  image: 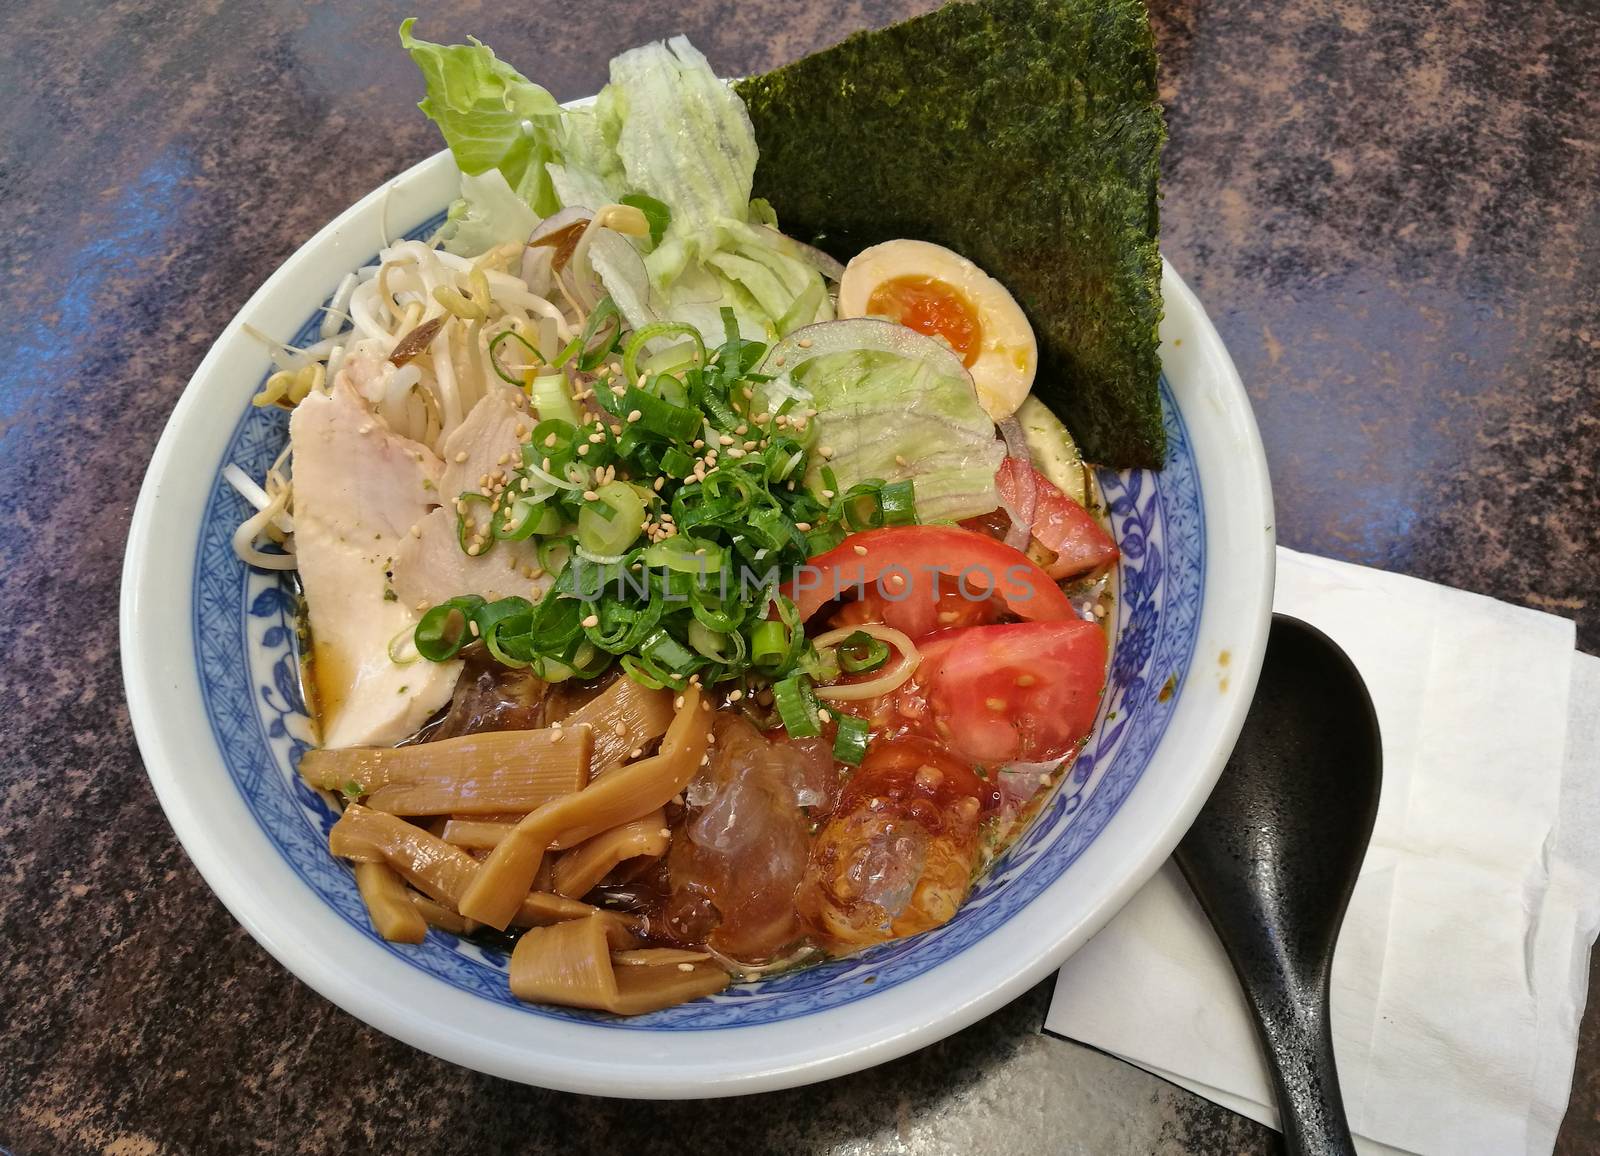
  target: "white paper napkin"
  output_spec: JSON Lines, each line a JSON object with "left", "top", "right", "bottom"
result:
{"left": 1045, "top": 547, "right": 1600, "bottom": 1156}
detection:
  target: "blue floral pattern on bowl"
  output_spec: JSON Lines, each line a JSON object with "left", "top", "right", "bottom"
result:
{"left": 193, "top": 215, "right": 1205, "bottom": 1030}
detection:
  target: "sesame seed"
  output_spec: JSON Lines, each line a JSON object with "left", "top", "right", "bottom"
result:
{"left": 549, "top": 729, "right": 563, "bottom": 744}
{"left": 552, "top": 720, "right": 563, "bottom": 729}
{"left": 478, "top": 473, "right": 490, "bottom": 487}
{"left": 817, "top": 708, "right": 832, "bottom": 724}
{"left": 821, "top": 489, "right": 836, "bottom": 499}
{"left": 734, "top": 424, "right": 748, "bottom": 435}
{"left": 610, "top": 424, "right": 622, "bottom": 436}
{"left": 454, "top": 451, "right": 469, "bottom": 463}
{"left": 631, "top": 747, "right": 644, "bottom": 759}
{"left": 468, "top": 620, "right": 481, "bottom": 636}
{"left": 772, "top": 356, "right": 786, "bottom": 367}
{"left": 529, "top": 566, "right": 544, "bottom": 579}
{"left": 358, "top": 423, "right": 372, "bottom": 435}
{"left": 409, "top": 524, "right": 421, "bottom": 538}
{"left": 582, "top": 613, "right": 600, "bottom": 628}
{"left": 986, "top": 697, "right": 1008, "bottom": 711}
{"left": 541, "top": 457, "right": 552, "bottom": 471}
{"left": 795, "top": 521, "right": 812, "bottom": 532}
{"left": 653, "top": 477, "right": 665, "bottom": 491}
{"left": 613, "top": 383, "right": 628, "bottom": 397}
{"left": 583, "top": 489, "right": 599, "bottom": 502}
{"left": 658, "top": 827, "right": 671, "bottom": 838}
{"left": 674, "top": 695, "right": 685, "bottom": 709}
{"left": 853, "top": 544, "right": 868, "bottom": 556}
{"left": 577, "top": 444, "right": 590, "bottom": 456}
{"left": 588, "top": 432, "right": 606, "bottom": 444}
{"left": 719, "top": 434, "right": 734, "bottom": 446}
{"left": 497, "top": 452, "right": 510, "bottom": 465}
{"left": 726, "top": 447, "right": 745, "bottom": 459}
{"left": 613, "top": 720, "right": 628, "bottom": 736}
{"left": 415, "top": 600, "right": 429, "bottom": 612}
{"left": 894, "top": 454, "right": 908, "bottom": 467}
{"left": 729, "top": 689, "right": 743, "bottom": 702}
{"left": 885, "top": 572, "right": 905, "bottom": 590}
{"left": 627, "top": 409, "right": 642, "bottom": 423}
{"left": 677, "top": 962, "right": 695, "bottom": 972}
{"left": 692, "top": 438, "right": 705, "bottom": 449}
{"left": 818, "top": 445, "right": 835, "bottom": 458}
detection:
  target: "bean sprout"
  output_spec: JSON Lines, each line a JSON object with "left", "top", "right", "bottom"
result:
{"left": 228, "top": 217, "right": 583, "bottom": 570}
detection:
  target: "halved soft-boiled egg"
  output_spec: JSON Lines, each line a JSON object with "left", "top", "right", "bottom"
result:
{"left": 837, "top": 239, "right": 1038, "bottom": 419}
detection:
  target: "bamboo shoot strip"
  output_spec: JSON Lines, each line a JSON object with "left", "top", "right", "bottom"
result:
{"left": 460, "top": 685, "right": 712, "bottom": 929}
{"left": 329, "top": 805, "right": 633, "bottom": 932}
{"left": 300, "top": 726, "right": 592, "bottom": 815}
{"left": 409, "top": 892, "right": 478, "bottom": 935}
{"left": 557, "top": 677, "right": 675, "bottom": 775}
{"left": 510, "top": 915, "right": 729, "bottom": 1014}
{"left": 551, "top": 809, "right": 670, "bottom": 899}
{"left": 440, "top": 817, "right": 516, "bottom": 850}
{"left": 354, "top": 861, "right": 428, "bottom": 943}
{"left": 440, "top": 815, "right": 625, "bottom": 854}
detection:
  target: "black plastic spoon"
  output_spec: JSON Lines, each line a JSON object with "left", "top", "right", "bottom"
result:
{"left": 1174, "top": 613, "right": 1381, "bottom": 1156}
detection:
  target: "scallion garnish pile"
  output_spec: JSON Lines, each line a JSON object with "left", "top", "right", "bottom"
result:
{"left": 414, "top": 305, "right": 916, "bottom": 701}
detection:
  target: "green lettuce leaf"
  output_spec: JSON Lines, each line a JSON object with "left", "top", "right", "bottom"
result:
{"left": 797, "top": 351, "right": 1003, "bottom": 523}
{"left": 399, "top": 19, "right": 563, "bottom": 216}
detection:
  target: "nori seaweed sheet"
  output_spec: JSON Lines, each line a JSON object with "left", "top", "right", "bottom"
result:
{"left": 737, "top": 0, "right": 1166, "bottom": 468}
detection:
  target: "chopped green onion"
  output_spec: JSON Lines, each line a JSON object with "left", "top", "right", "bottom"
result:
{"left": 622, "top": 322, "right": 706, "bottom": 387}
{"left": 773, "top": 674, "right": 822, "bottom": 738}
{"left": 640, "top": 340, "right": 698, "bottom": 378}
{"left": 455, "top": 492, "right": 495, "bottom": 555}
{"left": 577, "top": 481, "right": 647, "bottom": 558}
{"left": 488, "top": 328, "right": 542, "bottom": 386}
{"left": 838, "top": 630, "right": 891, "bottom": 674}
{"left": 414, "top": 596, "right": 485, "bottom": 662}
{"left": 641, "top": 535, "right": 724, "bottom": 574}
{"left": 659, "top": 446, "right": 696, "bottom": 478}
{"left": 749, "top": 620, "right": 789, "bottom": 670}
{"left": 528, "top": 373, "right": 580, "bottom": 426}
{"left": 625, "top": 385, "right": 701, "bottom": 442}
{"left": 641, "top": 628, "right": 698, "bottom": 677}
{"left": 832, "top": 714, "right": 872, "bottom": 766}
{"left": 879, "top": 479, "right": 917, "bottom": 525}
{"left": 537, "top": 537, "right": 572, "bottom": 575}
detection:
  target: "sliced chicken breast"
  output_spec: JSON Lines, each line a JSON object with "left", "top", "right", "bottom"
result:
{"left": 391, "top": 385, "right": 556, "bottom": 608}
{"left": 289, "top": 379, "right": 458, "bottom": 748}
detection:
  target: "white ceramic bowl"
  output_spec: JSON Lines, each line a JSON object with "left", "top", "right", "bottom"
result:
{"left": 121, "top": 147, "right": 1274, "bottom": 1097}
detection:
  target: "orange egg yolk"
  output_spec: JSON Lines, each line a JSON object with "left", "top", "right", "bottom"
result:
{"left": 865, "top": 276, "right": 983, "bottom": 367}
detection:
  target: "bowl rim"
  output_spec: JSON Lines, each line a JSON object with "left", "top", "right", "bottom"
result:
{"left": 121, "top": 146, "right": 1274, "bottom": 1097}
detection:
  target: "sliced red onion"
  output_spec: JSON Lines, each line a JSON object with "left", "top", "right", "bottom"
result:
{"left": 997, "top": 414, "right": 1037, "bottom": 551}
{"left": 527, "top": 207, "right": 597, "bottom": 306}
{"left": 527, "top": 207, "right": 592, "bottom": 255}
{"left": 751, "top": 224, "right": 846, "bottom": 282}
{"left": 586, "top": 229, "right": 660, "bottom": 335}
{"left": 761, "top": 317, "right": 971, "bottom": 386}
{"left": 996, "top": 757, "right": 1067, "bottom": 808}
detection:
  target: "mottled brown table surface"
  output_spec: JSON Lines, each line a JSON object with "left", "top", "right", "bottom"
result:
{"left": 2, "top": 1, "right": 1596, "bottom": 1153}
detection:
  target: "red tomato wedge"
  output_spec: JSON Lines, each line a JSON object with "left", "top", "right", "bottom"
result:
{"left": 911, "top": 620, "right": 1108, "bottom": 764}
{"left": 994, "top": 460, "right": 1119, "bottom": 580}
{"left": 827, "top": 573, "right": 1004, "bottom": 638}
{"left": 786, "top": 526, "right": 1076, "bottom": 628}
